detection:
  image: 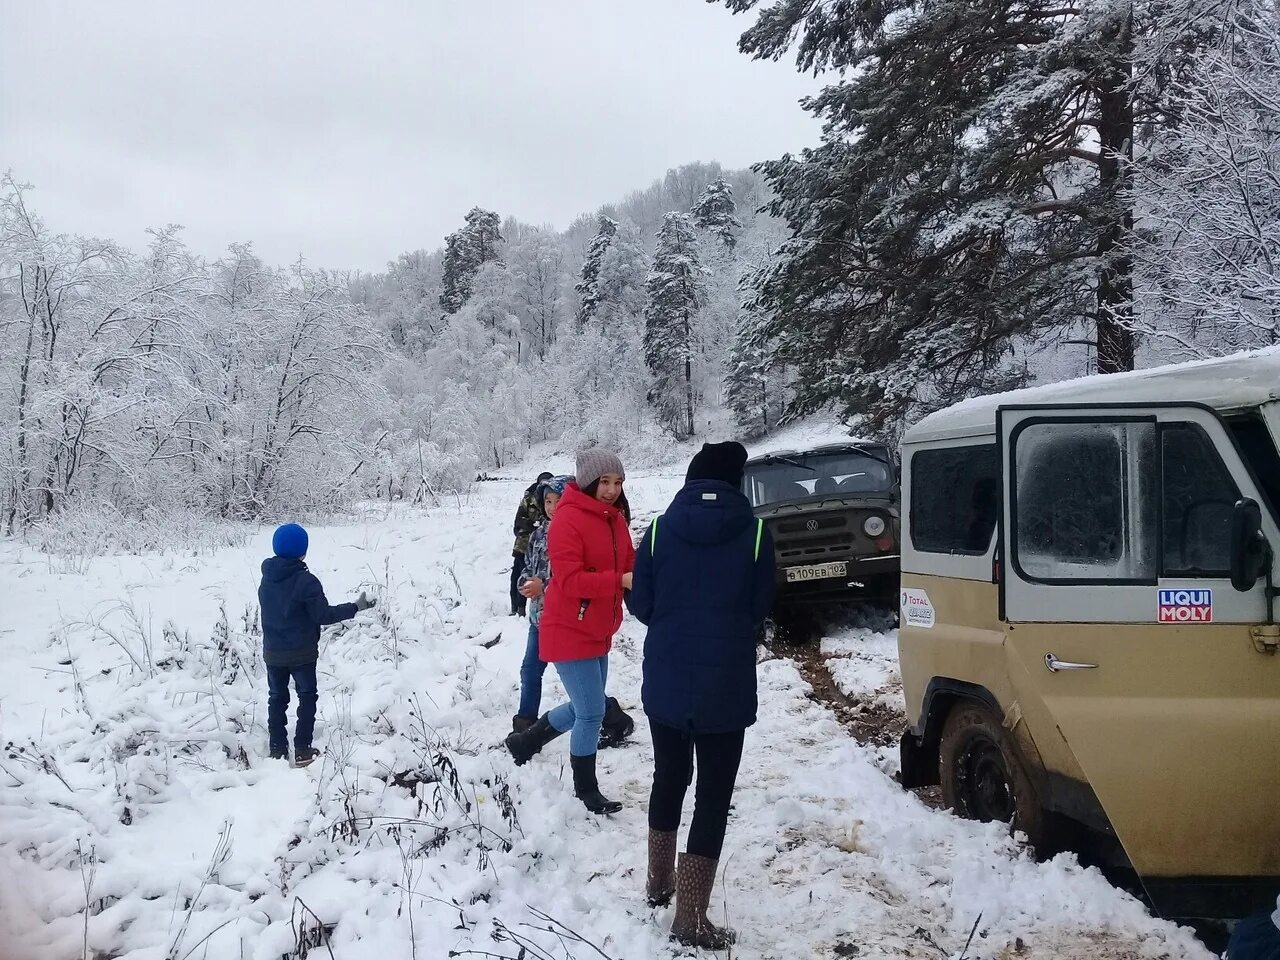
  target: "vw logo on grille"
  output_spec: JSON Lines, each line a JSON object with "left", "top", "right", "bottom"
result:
{"left": 805, "top": 519, "right": 820, "bottom": 531}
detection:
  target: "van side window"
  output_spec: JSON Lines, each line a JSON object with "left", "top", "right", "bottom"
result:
{"left": 1013, "top": 421, "right": 1158, "bottom": 582}
{"left": 1162, "top": 423, "right": 1239, "bottom": 577}
{"left": 1227, "top": 414, "right": 1280, "bottom": 521}
{"left": 911, "top": 445, "right": 999, "bottom": 554}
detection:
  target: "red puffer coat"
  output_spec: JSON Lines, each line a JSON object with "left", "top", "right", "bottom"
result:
{"left": 539, "top": 482, "right": 636, "bottom": 663}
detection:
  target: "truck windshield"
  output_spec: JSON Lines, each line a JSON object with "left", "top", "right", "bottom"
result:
{"left": 744, "top": 450, "right": 895, "bottom": 507}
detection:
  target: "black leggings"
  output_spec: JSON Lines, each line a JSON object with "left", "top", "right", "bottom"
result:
{"left": 510, "top": 551, "right": 527, "bottom": 613}
{"left": 648, "top": 722, "right": 745, "bottom": 860}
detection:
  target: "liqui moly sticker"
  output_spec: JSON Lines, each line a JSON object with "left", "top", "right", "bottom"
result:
{"left": 900, "top": 588, "right": 935, "bottom": 629}
{"left": 1158, "top": 589, "right": 1213, "bottom": 623}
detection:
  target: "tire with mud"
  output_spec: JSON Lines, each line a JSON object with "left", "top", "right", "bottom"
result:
{"left": 939, "top": 701, "right": 1050, "bottom": 850}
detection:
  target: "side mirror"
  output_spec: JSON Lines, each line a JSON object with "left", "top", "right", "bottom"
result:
{"left": 1230, "top": 498, "right": 1269, "bottom": 592}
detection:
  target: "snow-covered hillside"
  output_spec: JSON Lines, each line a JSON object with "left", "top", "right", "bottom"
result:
{"left": 0, "top": 463, "right": 1211, "bottom": 960}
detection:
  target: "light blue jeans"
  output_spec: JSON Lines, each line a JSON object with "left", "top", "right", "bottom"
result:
{"left": 517, "top": 622, "right": 548, "bottom": 718}
{"left": 548, "top": 655, "right": 609, "bottom": 757}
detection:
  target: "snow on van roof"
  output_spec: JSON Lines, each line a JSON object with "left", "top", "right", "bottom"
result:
{"left": 905, "top": 347, "right": 1280, "bottom": 444}
{"left": 746, "top": 439, "right": 888, "bottom": 465}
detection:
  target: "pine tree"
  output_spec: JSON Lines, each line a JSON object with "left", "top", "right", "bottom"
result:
{"left": 464, "top": 207, "right": 504, "bottom": 268}
{"left": 644, "top": 213, "right": 707, "bottom": 439}
{"left": 724, "top": 311, "right": 777, "bottom": 439}
{"left": 691, "top": 178, "right": 743, "bottom": 251}
{"left": 713, "top": 0, "right": 1203, "bottom": 431}
{"left": 574, "top": 215, "right": 618, "bottom": 328}
{"left": 439, "top": 231, "right": 471, "bottom": 316}
{"left": 439, "top": 207, "right": 504, "bottom": 316}
{"left": 594, "top": 220, "right": 648, "bottom": 326}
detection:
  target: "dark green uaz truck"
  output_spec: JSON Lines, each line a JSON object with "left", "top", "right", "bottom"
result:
{"left": 743, "top": 442, "right": 901, "bottom": 606}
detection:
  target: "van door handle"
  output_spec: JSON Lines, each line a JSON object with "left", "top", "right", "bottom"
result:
{"left": 1045, "top": 653, "right": 1098, "bottom": 673}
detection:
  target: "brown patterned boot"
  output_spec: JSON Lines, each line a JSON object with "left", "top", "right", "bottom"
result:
{"left": 671, "top": 853, "right": 736, "bottom": 949}
{"left": 646, "top": 830, "right": 677, "bottom": 906}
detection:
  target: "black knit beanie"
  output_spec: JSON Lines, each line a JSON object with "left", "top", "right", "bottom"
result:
{"left": 686, "top": 441, "right": 749, "bottom": 487}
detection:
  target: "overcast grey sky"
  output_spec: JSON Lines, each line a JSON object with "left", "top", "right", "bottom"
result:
{"left": 1, "top": 1, "right": 819, "bottom": 271}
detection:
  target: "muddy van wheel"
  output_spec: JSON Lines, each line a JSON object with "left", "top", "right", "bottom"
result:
{"left": 940, "top": 703, "right": 1049, "bottom": 850}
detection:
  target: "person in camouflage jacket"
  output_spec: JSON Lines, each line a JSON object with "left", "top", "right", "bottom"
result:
{"left": 510, "top": 472, "right": 552, "bottom": 615}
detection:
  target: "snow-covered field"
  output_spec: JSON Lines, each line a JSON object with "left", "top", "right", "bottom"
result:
{"left": 0, "top": 452, "right": 1214, "bottom": 959}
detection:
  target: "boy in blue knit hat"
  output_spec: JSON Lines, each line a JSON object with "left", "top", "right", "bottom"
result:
{"left": 258, "top": 523, "right": 376, "bottom": 766}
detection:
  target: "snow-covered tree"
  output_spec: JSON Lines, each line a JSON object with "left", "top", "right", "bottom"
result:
{"left": 594, "top": 220, "right": 649, "bottom": 326}
{"left": 724, "top": 311, "right": 778, "bottom": 439}
{"left": 645, "top": 213, "right": 707, "bottom": 439}
{"left": 1131, "top": 0, "right": 1280, "bottom": 358}
{"left": 509, "top": 229, "right": 571, "bottom": 359}
{"left": 439, "top": 207, "right": 504, "bottom": 316}
{"left": 350, "top": 249, "right": 443, "bottom": 354}
{"left": 712, "top": 0, "right": 1205, "bottom": 432}
{"left": 691, "top": 178, "right": 743, "bottom": 251}
{"left": 0, "top": 178, "right": 387, "bottom": 530}
{"left": 574, "top": 215, "right": 618, "bottom": 328}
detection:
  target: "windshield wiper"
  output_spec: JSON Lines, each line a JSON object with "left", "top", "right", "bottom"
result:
{"left": 762, "top": 454, "right": 816, "bottom": 472}
{"left": 842, "top": 443, "right": 896, "bottom": 470}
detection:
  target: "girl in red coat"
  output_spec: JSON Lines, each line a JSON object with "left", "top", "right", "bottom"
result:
{"left": 505, "top": 448, "right": 636, "bottom": 814}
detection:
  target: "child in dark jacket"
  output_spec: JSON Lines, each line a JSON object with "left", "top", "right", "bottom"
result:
{"left": 258, "top": 523, "right": 375, "bottom": 766}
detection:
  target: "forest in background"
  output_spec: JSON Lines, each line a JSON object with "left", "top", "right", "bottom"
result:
{"left": 2, "top": 0, "right": 1278, "bottom": 543}
{"left": 0, "top": 162, "right": 792, "bottom": 543}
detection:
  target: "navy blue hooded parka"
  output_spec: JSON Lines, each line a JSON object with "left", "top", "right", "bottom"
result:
{"left": 628, "top": 479, "right": 776, "bottom": 734}
{"left": 259, "top": 557, "right": 358, "bottom": 667}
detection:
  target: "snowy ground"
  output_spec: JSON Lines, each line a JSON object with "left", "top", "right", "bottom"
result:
{"left": 0, "top": 451, "right": 1215, "bottom": 959}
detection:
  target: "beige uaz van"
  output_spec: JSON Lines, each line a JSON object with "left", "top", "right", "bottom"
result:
{"left": 897, "top": 349, "right": 1280, "bottom": 919}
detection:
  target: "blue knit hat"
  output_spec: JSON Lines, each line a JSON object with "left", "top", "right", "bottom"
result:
{"left": 537, "top": 475, "right": 573, "bottom": 512}
{"left": 542, "top": 475, "right": 573, "bottom": 498}
{"left": 272, "top": 523, "right": 309, "bottom": 558}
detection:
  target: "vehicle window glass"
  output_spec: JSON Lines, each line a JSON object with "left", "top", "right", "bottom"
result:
{"left": 910, "top": 445, "right": 998, "bottom": 554}
{"left": 1162, "top": 423, "right": 1239, "bottom": 577}
{"left": 1228, "top": 414, "right": 1280, "bottom": 523}
{"left": 1014, "top": 421, "right": 1157, "bottom": 582}
{"left": 744, "top": 449, "right": 894, "bottom": 508}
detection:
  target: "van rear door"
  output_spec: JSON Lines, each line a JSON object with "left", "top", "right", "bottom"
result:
{"left": 997, "top": 403, "right": 1280, "bottom": 917}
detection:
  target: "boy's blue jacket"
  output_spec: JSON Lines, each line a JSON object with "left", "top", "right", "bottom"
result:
{"left": 628, "top": 479, "right": 776, "bottom": 734}
{"left": 259, "top": 557, "right": 357, "bottom": 667}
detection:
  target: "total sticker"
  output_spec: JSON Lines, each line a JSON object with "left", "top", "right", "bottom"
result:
{"left": 1158, "top": 588, "right": 1213, "bottom": 623}
{"left": 900, "top": 588, "right": 935, "bottom": 629}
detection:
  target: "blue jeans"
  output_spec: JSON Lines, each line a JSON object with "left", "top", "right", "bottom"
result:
{"left": 267, "top": 662, "right": 318, "bottom": 751}
{"left": 518, "top": 622, "right": 548, "bottom": 718}
{"left": 548, "top": 655, "right": 609, "bottom": 756}
{"left": 1228, "top": 910, "right": 1280, "bottom": 959}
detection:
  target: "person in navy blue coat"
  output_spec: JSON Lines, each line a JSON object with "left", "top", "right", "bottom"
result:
{"left": 627, "top": 441, "right": 775, "bottom": 950}
{"left": 259, "top": 523, "right": 375, "bottom": 766}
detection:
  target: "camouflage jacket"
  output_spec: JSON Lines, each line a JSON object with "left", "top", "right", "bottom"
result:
{"left": 512, "top": 486, "right": 543, "bottom": 554}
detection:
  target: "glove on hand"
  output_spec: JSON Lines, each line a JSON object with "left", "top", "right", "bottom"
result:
{"left": 355, "top": 591, "right": 377, "bottom": 612}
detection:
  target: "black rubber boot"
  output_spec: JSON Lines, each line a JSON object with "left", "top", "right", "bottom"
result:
{"left": 504, "top": 713, "right": 564, "bottom": 766}
{"left": 570, "top": 753, "right": 622, "bottom": 815}
{"left": 598, "top": 697, "right": 636, "bottom": 749}
{"left": 294, "top": 746, "right": 320, "bottom": 768}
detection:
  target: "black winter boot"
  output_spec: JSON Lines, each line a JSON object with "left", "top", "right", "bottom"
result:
{"left": 511, "top": 714, "right": 536, "bottom": 734}
{"left": 294, "top": 746, "right": 321, "bottom": 768}
{"left": 570, "top": 753, "right": 622, "bottom": 815}
{"left": 598, "top": 697, "right": 636, "bottom": 749}
{"left": 504, "top": 713, "right": 563, "bottom": 766}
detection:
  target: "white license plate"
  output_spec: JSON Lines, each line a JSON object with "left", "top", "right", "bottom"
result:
{"left": 785, "top": 561, "right": 848, "bottom": 583}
